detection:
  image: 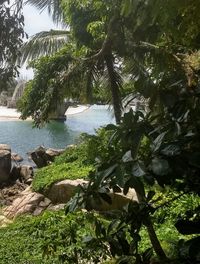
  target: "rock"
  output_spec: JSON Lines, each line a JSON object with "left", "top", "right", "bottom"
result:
{"left": 48, "top": 204, "right": 66, "bottom": 211}
{"left": 45, "top": 179, "right": 88, "bottom": 204}
{"left": 45, "top": 179, "right": 138, "bottom": 211}
{"left": 19, "top": 165, "right": 33, "bottom": 183}
{"left": 92, "top": 189, "right": 138, "bottom": 211}
{"left": 30, "top": 146, "right": 65, "bottom": 168}
{"left": 0, "top": 144, "right": 11, "bottom": 183}
{"left": 0, "top": 144, "right": 11, "bottom": 152}
{"left": 10, "top": 165, "right": 21, "bottom": 181}
{"left": 3, "top": 187, "right": 51, "bottom": 219}
{"left": 30, "top": 146, "right": 49, "bottom": 168}
{"left": 10, "top": 165, "right": 34, "bottom": 184}
{"left": 11, "top": 153, "right": 23, "bottom": 162}
{"left": 45, "top": 148, "right": 65, "bottom": 158}
{"left": 0, "top": 180, "right": 28, "bottom": 206}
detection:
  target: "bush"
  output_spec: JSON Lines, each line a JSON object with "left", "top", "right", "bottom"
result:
{"left": 32, "top": 162, "right": 94, "bottom": 193}
{"left": 32, "top": 128, "right": 116, "bottom": 193}
{"left": 0, "top": 211, "right": 109, "bottom": 264}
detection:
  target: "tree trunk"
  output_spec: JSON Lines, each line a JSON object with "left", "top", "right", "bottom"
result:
{"left": 145, "top": 216, "right": 168, "bottom": 261}
{"left": 86, "top": 69, "right": 93, "bottom": 104}
{"left": 105, "top": 53, "right": 122, "bottom": 124}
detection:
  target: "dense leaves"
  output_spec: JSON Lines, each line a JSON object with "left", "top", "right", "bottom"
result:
{"left": 0, "top": 0, "right": 24, "bottom": 88}
{"left": 16, "top": 1, "right": 200, "bottom": 263}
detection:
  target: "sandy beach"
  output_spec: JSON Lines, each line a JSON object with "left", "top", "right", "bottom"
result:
{"left": 0, "top": 105, "right": 89, "bottom": 121}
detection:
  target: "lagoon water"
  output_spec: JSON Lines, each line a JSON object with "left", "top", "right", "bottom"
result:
{"left": 0, "top": 105, "right": 115, "bottom": 161}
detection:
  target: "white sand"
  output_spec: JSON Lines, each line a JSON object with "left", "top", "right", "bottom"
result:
{"left": 0, "top": 106, "right": 20, "bottom": 120}
{"left": 65, "top": 105, "right": 89, "bottom": 115}
{"left": 0, "top": 105, "right": 89, "bottom": 121}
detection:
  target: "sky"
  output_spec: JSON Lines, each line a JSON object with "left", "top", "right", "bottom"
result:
{"left": 20, "top": 4, "right": 60, "bottom": 79}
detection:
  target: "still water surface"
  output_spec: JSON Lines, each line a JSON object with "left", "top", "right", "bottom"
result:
{"left": 0, "top": 105, "right": 114, "bottom": 161}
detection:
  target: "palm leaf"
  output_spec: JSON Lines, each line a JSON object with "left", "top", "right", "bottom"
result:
{"left": 19, "top": 30, "right": 69, "bottom": 65}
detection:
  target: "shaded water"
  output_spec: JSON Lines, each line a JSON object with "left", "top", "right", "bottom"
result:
{"left": 0, "top": 105, "right": 115, "bottom": 161}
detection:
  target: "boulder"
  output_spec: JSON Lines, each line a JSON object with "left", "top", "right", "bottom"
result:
{"left": 10, "top": 165, "right": 34, "bottom": 184}
{"left": 11, "top": 153, "right": 23, "bottom": 162}
{"left": 0, "top": 144, "right": 11, "bottom": 152}
{"left": 45, "top": 179, "right": 138, "bottom": 211}
{"left": 3, "top": 187, "right": 51, "bottom": 219}
{"left": 10, "top": 166, "right": 21, "bottom": 181}
{"left": 0, "top": 144, "right": 11, "bottom": 183}
{"left": 30, "top": 146, "right": 49, "bottom": 168}
{"left": 19, "top": 165, "right": 34, "bottom": 183}
{"left": 45, "top": 179, "right": 88, "bottom": 204}
{"left": 45, "top": 148, "right": 65, "bottom": 158}
{"left": 30, "top": 146, "right": 65, "bottom": 168}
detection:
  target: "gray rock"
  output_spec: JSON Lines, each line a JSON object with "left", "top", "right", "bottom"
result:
{"left": 30, "top": 146, "right": 49, "bottom": 168}
{"left": 30, "top": 146, "right": 65, "bottom": 168}
{"left": 0, "top": 144, "right": 11, "bottom": 183}
{"left": 45, "top": 148, "right": 65, "bottom": 158}
{"left": 11, "top": 153, "right": 23, "bottom": 162}
{"left": 19, "top": 165, "right": 33, "bottom": 182}
{"left": 0, "top": 144, "right": 11, "bottom": 152}
{"left": 45, "top": 179, "right": 88, "bottom": 204}
{"left": 10, "top": 165, "right": 34, "bottom": 184}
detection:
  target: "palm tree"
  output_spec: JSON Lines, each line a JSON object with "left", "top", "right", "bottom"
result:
{"left": 20, "top": 0, "right": 123, "bottom": 123}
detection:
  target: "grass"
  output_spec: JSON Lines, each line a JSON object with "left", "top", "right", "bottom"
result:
{"left": 32, "top": 161, "right": 93, "bottom": 193}
{"left": 0, "top": 211, "right": 94, "bottom": 264}
{"left": 32, "top": 144, "right": 95, "bottom": 193}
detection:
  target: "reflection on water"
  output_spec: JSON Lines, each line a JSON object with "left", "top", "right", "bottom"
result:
{"left": 0, "top": 105, "right": 115, "bottom": 161}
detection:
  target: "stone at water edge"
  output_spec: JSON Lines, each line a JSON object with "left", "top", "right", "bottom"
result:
{"left": 30, "top": 146, "right": 65, "bottom": 168}
{"left": 0, "top": 144, "right": 11, "bottom": 183}
{"left": 10, "top": 165, "right": 34, "bottom": 184}
{"left": 11, "top": 153, "right": 23, "bottom": 162}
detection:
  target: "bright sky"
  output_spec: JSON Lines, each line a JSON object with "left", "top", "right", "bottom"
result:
{"left": 20, "top": 4, "right": 59, "bottom": 79}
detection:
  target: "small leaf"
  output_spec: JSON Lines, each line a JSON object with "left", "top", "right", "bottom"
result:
{"left": 153, "top": 132, "right": 167, "bottom": 151}
{"left": 161, "top": 144, "right": 181, "bottom": 156}
{"left": 122, "top": 150, "right": 133, "bottom": 163}
{"left": 132, "top": 161, "right": 146, "bottom": 177}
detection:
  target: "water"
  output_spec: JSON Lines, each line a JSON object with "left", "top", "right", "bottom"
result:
{"left": 0, "top": 105, "right": 115, "bottom": 161}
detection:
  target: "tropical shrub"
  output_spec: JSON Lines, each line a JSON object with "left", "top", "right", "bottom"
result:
{"left": 32, "top": 128, "right": 116, "bottom": 192}
{"left": 0, "top": 211, "right": 110, "bottom": 264}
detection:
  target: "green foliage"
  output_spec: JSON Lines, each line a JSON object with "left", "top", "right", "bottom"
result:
{"left": 32, "top": 162, "right": 93, "bottom": 193}
{"left": 0, "top": 0, "right": 24, "bottom": 85}
{"left": 17, "top": 47, "right": 76, "bottom": 124}
{"left": 0, "top": 211, "right": 109, "bottom": 264}
{"left": 32, "top": 128, "right": 115, "bottom": 192}
{"left": 19, "top": 0, "right": 200, "bottom": 262}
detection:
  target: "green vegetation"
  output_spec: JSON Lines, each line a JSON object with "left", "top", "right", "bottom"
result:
{"left": 0, "top": 0, "right": 24, "bottom": 86}
{"left": 0, "top": 191, "right": 198, "bottom": 264}
{"left": 1, "top": 0, "right": 200, "bottom": 263}
{"left": 32, "top": 162, "right": 93, "bottom": 193}
{"left": 32, "top": 143, "right": 94, "bottom": 192}
{"left": 0, "top": 211, "right": 108, "bottom": 264}
{"left": 32, "top": 128, "right": 115, "bottom": 192}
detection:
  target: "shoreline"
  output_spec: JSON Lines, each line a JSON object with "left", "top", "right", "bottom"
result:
{"left": 0, "top": 105, "right": 90, "bottom": 121}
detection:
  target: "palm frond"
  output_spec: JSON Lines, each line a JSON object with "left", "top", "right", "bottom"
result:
{"left": 25, "top": 0, "right": 63, "bottom": 24}
{"left": 104, "top": 54, "right": 123, "bottom": 123}
{"left": 19, "top": 30, "right": 69, "bottom": 65}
